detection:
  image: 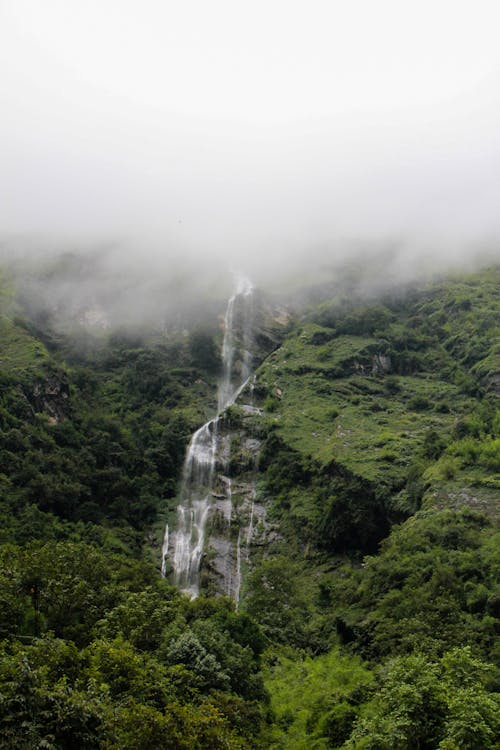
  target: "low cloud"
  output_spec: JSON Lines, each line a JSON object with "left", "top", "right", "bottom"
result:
{"left": 0, "top": 0, "right": 499, "bottom": 305}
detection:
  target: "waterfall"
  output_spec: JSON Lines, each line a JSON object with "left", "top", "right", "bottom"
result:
{"left": 164, "top": 274, "right": 254, "bottom": 597}
{"left": 160, "top": 525, "right": 169, "bottom": 577}
{"left": 245, "top": 490, "right": 255, "bottom": 562}
{"left": 234, "top": 530, "right": 242, "bottom": 609}
{"left": 218, "top": 275, "right": 254, "bottom": 410}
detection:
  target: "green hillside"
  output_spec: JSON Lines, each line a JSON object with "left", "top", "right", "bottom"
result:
{"left": 248, "top": 270, "right": 498, "bottom": 556}
{"left": 257, "top": 271, "right": 498, "bottom": 495}
{"left": 245, "top": 268, "right": 500, "bottom": 749}
{"left": 0, "top": 262, "right": 498, "bottom": 749}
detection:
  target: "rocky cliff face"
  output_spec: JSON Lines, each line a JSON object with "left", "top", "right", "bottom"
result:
{"left": 29, "top": 373, "right": 70, "bottom": 423}
{"left": 189, "top": 291, "right": 288, "bottom": 603}
{"left": 161, "top": 282, "right": 289, "bottom": 600}
{"left": 199, "top": 396, "right": 280, "bottom": 601}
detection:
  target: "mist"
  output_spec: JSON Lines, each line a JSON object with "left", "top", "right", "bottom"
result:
{"left": 1, "top": 0, "right": 500, "bottom": 297}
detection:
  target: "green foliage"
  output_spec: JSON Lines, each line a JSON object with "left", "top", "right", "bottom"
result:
{"left": 246, "top": 557, "right": 310, "bottom": 646}
{"left": 166, "top": 629, "right": 230, "bottom": 691}
{"left": 316, "top": 473, "right": 389, "bottom": 554}
{"left": 189, "top": 329, "right": 221, "bottom": 373}
{"left": 95, "top": 588, "right": 180, "bottom": 651}
{"left": 331, "top": 510, "right": 499, "bottom": 662}
{"left": 0, "top": 263, "right": 498, "bottom": 748}
{"left": 223, "top": 404, "right": 245, "bottom": 428}
{"left": 263, "top": 647, "right": 374, "bottom": 749}
{"left": 345, "top": 648, "right": 500, "bottom": 750}
{"left": 255, "top": 270, "right": 498, "bottom": 508}
{"left": 316, "top": 304, "right": 395, "bottom": 337}
{"left": 0, "top": 632, "right": 259, "bottom": 749}
{"left": 259, "top": 433, "right": 389, "bottom": 556}
{"left": 0, "top": 548, "right": 268, "bottom": 747}
{"left": 0, "top": 314, "right": 213, "bottom": 539}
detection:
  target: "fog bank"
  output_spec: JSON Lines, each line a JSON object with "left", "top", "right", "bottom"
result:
{"left": 1, "top": 0, "right": 499, "bottom": 286}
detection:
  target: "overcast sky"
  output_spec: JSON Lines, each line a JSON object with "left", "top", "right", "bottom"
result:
{"left": 1, "top": 0, "right": 500, "bottom": 274}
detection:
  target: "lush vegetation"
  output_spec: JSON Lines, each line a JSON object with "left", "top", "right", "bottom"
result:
{"left": 0, "top": 542, "right": 267, "bottom": 748}
{"left": 0, "top": 264, "right": 268, "bottom": 747}
{"left": 244, "top": 268, "right": 500, "bottom": 748}
{"left": 0, "top": 262, "right": 498, "bottom": 748}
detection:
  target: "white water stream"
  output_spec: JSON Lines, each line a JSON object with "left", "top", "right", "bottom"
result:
{"left": 162, "top": 275, "right": 254, "bottom": 597}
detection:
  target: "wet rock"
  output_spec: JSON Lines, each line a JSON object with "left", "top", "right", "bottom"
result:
{"left": 30, "top": 373, "right": 70, "bottom": 422}
{"left": 372, "top": 353, "right": 391, "bottom": 375}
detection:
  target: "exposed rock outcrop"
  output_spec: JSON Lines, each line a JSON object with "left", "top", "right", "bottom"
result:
{"left": 30, "top": 373, "right": 70, "bottom": 422}
{"left": 371, "top": 352, "right": 391, "bottom": 375}
{"left": 166, "top": 282, "right": 288, "bottom": 603}
{"left": 201, "top": 388, "right": 279, "bottom": 602}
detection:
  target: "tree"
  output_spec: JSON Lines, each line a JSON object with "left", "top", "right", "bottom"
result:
{"left": 345, "top": 648, "right": 500, "bottom": 750}
{"left": 165, "top": 630, "right": 229, "bottom": 692}
{"left": 189, "top": 330, "right": 220, "bottom": 373}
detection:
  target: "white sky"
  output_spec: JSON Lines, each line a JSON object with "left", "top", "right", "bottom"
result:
{"left": 1, "top": 0, "right": 500, "bottom": 268}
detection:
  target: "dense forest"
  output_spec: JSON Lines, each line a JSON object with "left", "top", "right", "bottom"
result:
{"left": 0, "top": 255, "right": 498, "bottom": 749}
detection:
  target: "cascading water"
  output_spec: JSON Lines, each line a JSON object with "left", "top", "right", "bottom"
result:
{"left": 234, "top": 530, "right": 242, "bottom": 609}
{"left": 163, "top": 274, "right": 254, "bottom": 597}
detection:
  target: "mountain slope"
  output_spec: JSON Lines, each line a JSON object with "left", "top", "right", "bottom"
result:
{"left": 0, "top": 261, "right": 498, "bottom": 749}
